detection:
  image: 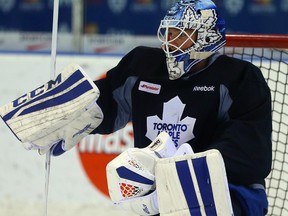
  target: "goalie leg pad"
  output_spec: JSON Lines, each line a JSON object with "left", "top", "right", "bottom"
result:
{"left": 155, "top": 149, "right": 234, "bottom": 216}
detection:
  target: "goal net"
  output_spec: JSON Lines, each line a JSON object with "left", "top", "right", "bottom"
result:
{"left": 222, "top": 34, "right": 288, "bottom": 216}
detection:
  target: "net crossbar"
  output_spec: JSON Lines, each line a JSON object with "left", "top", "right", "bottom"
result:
{"left": 222, "top": 34, "right": 288, "bottom": 216}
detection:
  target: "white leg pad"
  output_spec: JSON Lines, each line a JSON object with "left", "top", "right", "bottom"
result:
{"left": 155, "top": 149, "right": 234, "bottom": 216}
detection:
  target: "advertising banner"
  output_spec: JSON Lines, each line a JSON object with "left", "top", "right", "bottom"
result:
{"left": 0, "top": 0, "right": 72, "bottom": 32}
{"left": 84, "top": 0, "right": 288, "bottom": 34}
{"left": 0, "top": 0, "right": 287, "bottom": 34}
{"left": 214, "top": 0, "right": 288, "bottom": 34}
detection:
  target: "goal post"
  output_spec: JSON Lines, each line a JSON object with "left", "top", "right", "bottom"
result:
{"left": 222, "top": 34, "right": 288, "bottom": 216}
{"left": 226, "top": 34, "right": 288, "bottom": 48}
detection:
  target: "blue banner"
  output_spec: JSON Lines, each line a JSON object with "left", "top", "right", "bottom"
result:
{"left": 0, "top": 0, "right": 287, "bottom": 34}
{"left": 84, "top": 0, "right": 288, "bottom": 35}
{"left": 215, "top": 0, "right": 288, "bottom": 34}
{"left": 0, "top": 0, "right": 72, "bottom": 32}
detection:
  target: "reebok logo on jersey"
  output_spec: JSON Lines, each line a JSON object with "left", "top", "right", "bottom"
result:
{"left": 193, "top": 85, "right": 215, "bottom": 92}
{"left": 139, "top": 81, "right": 161, "bottom": 94}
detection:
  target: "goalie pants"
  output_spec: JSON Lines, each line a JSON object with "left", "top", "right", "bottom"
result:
{"left": 229, "top": 183, "right": 268, "bottom": 216}
{"left": 151, "top": 183, "right": 268, "bottom": 216}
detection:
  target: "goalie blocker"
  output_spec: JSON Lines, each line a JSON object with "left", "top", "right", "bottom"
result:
{"left": 0, "top": 64, "right": 103, "bottom": 156}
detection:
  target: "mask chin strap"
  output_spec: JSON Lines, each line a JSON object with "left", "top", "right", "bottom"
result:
{"left": 190, "top": 51, "right": 213, "bottom": 59}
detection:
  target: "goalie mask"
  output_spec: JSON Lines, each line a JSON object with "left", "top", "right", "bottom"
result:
{"left": 157, "top": 0, "right": 226, "bottom": 80}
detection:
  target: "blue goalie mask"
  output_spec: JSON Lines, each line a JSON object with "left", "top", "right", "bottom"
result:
{"left": 157, "top": 0, "right": 226, "bottom": 80}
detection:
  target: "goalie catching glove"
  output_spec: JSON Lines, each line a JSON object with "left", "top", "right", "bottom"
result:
{"left": 0, "top": 64, "right": 103, "bottom": 156}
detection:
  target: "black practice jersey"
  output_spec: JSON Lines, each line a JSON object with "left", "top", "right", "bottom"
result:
{"left": 93, "top": 46, "right": 272, "bottom": 187}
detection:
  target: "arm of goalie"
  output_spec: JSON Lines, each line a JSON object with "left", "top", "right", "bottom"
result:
{"left": 0, "top": 64, "right": 103, "bottom": 156}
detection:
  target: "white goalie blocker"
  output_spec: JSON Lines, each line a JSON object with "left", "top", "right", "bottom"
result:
{"left": 0, "top": 64, "right": 103, "bottom": 154}
{"left": 156, "top": 149, "right": 234, "bottom": 216}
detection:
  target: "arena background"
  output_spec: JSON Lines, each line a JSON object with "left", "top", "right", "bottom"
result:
{"left": 0, "top": 53, "right": 138, "bottom": 216}
{"left": 0, "top": 0, "right": 287, "bottom": 216}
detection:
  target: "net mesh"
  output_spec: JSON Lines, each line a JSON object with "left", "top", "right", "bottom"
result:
{"left": 221, "top": 35, "right": 288, "bottom": 216}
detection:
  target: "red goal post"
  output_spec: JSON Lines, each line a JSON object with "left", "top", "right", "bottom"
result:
{"left": 222, "top": 34, "right": 288, "bottom": 216}
{"left": 226, "top": 34, "right": 288, "bottom": 48}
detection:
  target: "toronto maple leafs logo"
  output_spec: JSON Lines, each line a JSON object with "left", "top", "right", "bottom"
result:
{"left": 146, "top": 96, "right": 196, "bottom": 147}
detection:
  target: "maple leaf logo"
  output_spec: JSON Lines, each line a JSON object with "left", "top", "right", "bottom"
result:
{"left": 146, "top": 96, "right": 196, "bottom": 147}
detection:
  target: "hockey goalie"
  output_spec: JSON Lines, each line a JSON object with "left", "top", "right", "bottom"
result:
{"left": 0, "top": 0, "right": 272, "bottom": 215}
{"left": 0, "top": 64, "right": 232, "bottom": 215}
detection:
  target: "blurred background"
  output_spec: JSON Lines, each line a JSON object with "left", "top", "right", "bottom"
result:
{"left": 0, "top": 0, "right": 287, "bottom": 53}
{"left": 0, "top": 1, "right": 287, "bottom": 216}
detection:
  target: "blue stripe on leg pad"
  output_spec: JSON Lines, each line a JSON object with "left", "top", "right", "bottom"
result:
{"left": 176, "top": 160, "right": 202, "bottom": 216}
{"left": 192, "top": 157, "right": 217, "bottom": 216}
